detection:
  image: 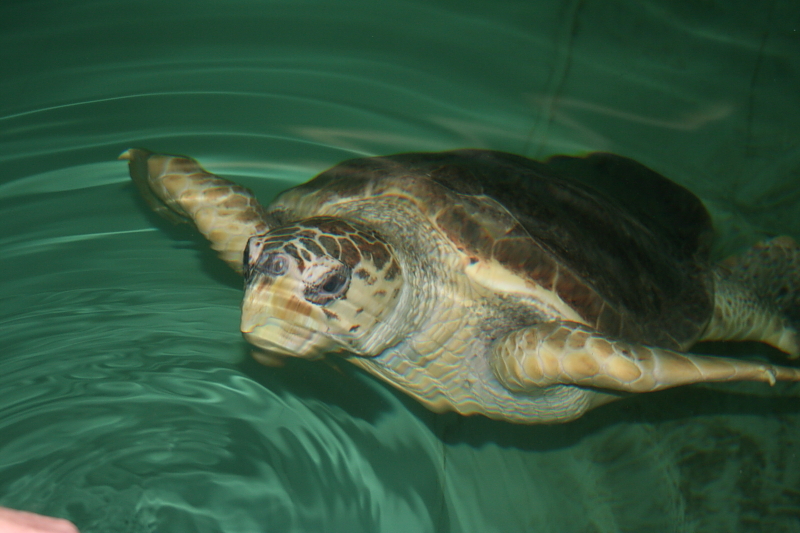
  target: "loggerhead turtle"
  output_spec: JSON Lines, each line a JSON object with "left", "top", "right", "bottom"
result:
{"left": 121, "top": 148, "right": 800, "bottom": 423}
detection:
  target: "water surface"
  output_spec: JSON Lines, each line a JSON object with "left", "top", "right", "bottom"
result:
{"left": 2, "top": 1, "right": 799, "bottom": 532}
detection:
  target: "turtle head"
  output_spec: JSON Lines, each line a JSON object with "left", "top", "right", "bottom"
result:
{"left": 240, "top": 216, "right": 404, "bottom": 360}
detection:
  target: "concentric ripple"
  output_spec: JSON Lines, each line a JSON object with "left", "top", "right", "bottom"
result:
{"left": 2, "top": 1, "right": 800, "bottom": 532}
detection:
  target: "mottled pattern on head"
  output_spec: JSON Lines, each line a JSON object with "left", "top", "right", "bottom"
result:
{"left": 241, "top": 216, "right": 404, "bottom": 358}
{"left": 247, "top": 217, "right": 397, "bottom": 274}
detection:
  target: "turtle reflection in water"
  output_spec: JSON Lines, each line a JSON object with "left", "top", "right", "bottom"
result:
{"left": 122, "top": 148, "right": 800, "bottom": 423}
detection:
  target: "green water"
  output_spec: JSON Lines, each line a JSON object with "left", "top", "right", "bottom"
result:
{"left": 1, "top": 1, "right": 799, "bottom": 532}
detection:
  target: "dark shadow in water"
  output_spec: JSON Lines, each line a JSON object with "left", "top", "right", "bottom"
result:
{"left": 239, "top": 339, "right": 800, "bottom": 454}
{"left": 238, "top": 348, "right": 398, "bottom": 422}
{"left": 427, "top": 384, "right": 800, "bottom": 453}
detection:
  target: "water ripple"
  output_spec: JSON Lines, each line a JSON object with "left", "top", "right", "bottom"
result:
{"left": 2, "top": 1, "right": 800, "bottom": 532}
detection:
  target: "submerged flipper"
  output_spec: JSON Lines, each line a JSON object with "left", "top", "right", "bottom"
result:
{"left": 121, "top": 148, "right": 270, "bottom": 274}
{"left": 492, "top": 320, "right": 800, "bottom": 394}
{"left": 702, "top": 236, "right": 800, "bottom": 357}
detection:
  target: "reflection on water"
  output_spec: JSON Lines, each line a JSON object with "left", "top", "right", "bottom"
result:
{"left": 1, "top": 1, "right": 799, "bottom": 532}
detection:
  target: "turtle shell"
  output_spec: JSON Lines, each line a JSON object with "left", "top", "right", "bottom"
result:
{"left": 270, "top": 149, "right": 715, "bottom": 350}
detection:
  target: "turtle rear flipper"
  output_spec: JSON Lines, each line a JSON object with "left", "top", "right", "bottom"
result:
{"left": 121, "top": 149, "right": 270, "bottom": 274}
{"left": 702, "top": 236, "right": 800, "bottom": 357}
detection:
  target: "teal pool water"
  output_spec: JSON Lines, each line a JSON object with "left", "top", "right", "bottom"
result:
{"left": 2, "top": 1, "right": 799, "bottom": 532}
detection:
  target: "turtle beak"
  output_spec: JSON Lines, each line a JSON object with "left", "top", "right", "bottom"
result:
{"left": 240, "top": 274, "right": 334, "bottom": 359}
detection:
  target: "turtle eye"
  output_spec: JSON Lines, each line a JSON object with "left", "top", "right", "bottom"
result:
{"left": 305, "top": 267, "right": 351, "bottom": 305}
{"left": 243, "top": 245, "right": 252, "bottom": 279}
{"left": 261, "top": 253, "right": 289, "bottom": 276}
{"left": 321, "top": 273, "right": 347, "bottom": 295}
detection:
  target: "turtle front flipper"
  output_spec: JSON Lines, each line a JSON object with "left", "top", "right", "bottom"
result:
{"left": 491, "top": 320, "right": 800, "bottom": 394}
{"left": 120, "top": 148, "right": 269, "bottom": 274}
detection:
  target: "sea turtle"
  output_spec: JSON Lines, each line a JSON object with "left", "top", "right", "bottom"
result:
{"left": 121, "top": 148, "right": 800, "bottom": 423}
